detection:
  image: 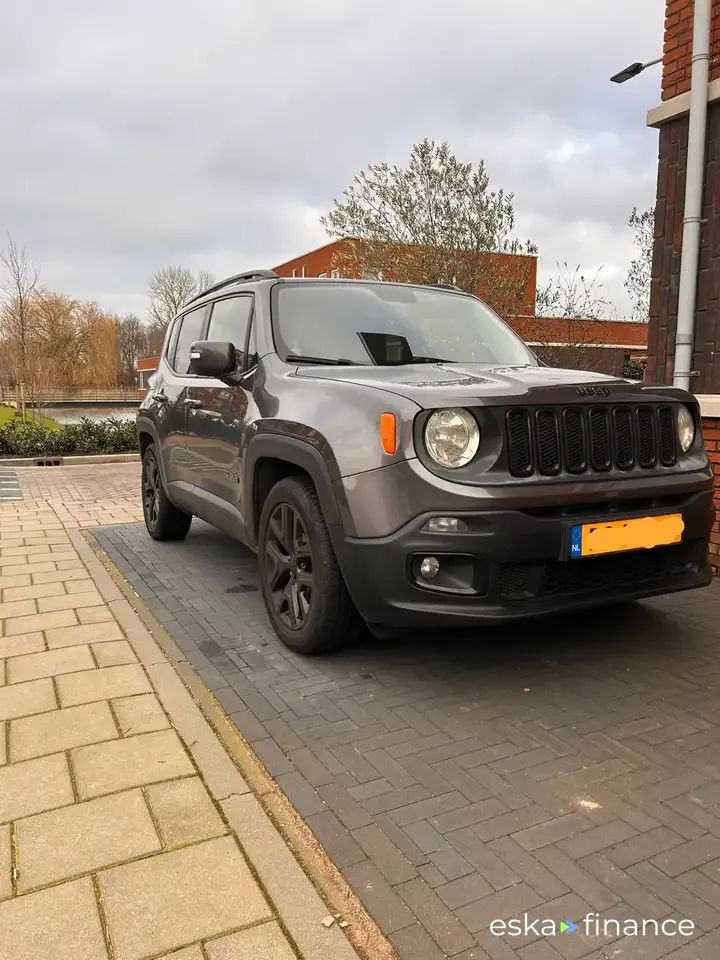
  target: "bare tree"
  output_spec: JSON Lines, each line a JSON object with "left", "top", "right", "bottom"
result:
{"left": 147, "top": 266, "right": 214, "bottom": 351}
{"left": 0, "top": 235, "right": 39, "bottom": 416}
{"left": 625, "top": 206, "right": 653, "bottom": 322}
{"left": 536, "top": 263, "right": 615, "bottom": 322}
{"left": 322, "top": 140, "right": 537, "bottom": 316}
{"left": 531, "top": 263, "right": 617, "bottom": 370}
{"left": 117, "top": 314, "right": 149, "bottom": 386}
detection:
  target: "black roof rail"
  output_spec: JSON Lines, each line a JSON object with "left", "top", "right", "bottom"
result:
{"left": 186, "top": 269, "right": 278, "bottom": 306}
{"left": 431, "top": 282, "right": 463, "bottom": 292}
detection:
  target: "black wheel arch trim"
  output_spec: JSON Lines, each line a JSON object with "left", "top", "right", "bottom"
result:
{"left": 136, "top": 417, "right": 163, "bottom": 478}
{"left": 245, "top": 434, "right": 346, "bottom": 548}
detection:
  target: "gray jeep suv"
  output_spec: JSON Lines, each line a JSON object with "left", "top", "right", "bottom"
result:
{"left": 137, "top": 270, "right": 713, "bottom": 653}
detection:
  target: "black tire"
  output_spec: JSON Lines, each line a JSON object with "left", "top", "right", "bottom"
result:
{"left": 141, "top": 444, "right": 192, "bottom": 541}
{"left": 257, "top": 475, "right": 362, "bottom": 654}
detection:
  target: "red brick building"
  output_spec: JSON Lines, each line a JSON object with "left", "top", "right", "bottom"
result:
{"left": 646, "top": 0, "right": 720, "bottom": 570}
{"left": 273, "top": 239, "right": 539, "bottom": 318}
{"left": 274, "top": 240, "right": 647, "bottom": 373}
{"left": 135, "top": 356, "right": 159, "bottom": 396}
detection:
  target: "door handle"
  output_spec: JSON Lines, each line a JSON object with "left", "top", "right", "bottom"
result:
{"left": 152, "top": 392, "right": 168, "bottom": 404}
{"left": 183, "top": 398, "right": 202, "bottom": 408}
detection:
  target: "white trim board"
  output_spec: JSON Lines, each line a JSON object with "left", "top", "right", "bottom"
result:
{"left": 697, "top": 394, "right": 720, "bottom": 418}
{"left": 647, "top": 77, "right": 720, "bottom": 128}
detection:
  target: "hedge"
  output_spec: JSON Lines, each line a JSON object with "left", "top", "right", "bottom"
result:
{"left": 0, "top": 416, "right": 137, "bottom": 457}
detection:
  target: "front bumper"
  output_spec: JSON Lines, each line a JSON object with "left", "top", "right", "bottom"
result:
{"left": 334, "top": 488, "right": 713, "bottom": 629}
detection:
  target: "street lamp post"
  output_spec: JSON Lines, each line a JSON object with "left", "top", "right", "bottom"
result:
{"left": 610, "top": 57, "right": 662, "bottom": 84}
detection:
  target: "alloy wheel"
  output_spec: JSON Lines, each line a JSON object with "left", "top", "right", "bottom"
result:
{"left": 142, "top": 454, "right": 161, "bottom": 528}
{"left": 264, "top": 502, "right": 313, "bottom": 630}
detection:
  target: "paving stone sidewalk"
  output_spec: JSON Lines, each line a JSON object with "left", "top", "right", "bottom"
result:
{"left": 0, "top": 480, "right": 364, "bottom": 960}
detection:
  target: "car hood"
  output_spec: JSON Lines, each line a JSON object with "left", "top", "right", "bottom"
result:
{"left": 294, "top": 362, "right": 662, "bottom": 407}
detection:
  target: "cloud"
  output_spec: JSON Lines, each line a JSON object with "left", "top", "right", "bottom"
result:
{"left": 0, "top": 0, "right": 662, "bottom": 317}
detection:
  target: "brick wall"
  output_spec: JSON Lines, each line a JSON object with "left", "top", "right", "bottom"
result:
{"left": 662, "top": 0, "right": 720, "bottom": 100}
{"left": 273, "top": 241, "right": 350, "bottom": 279}
{"left": 703, "top": 415, "right": 720, "bottom": 574}
{"left": 646, "top": 102, "right": 720, "bottom": 390}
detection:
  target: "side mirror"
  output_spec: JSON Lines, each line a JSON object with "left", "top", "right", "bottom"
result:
{"left": 189, "top": 341, "right": 236, "bottom": 377}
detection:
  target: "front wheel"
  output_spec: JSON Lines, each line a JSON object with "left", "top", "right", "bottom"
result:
{"left": 141, "top": 444, "right": 192, "bottom": 541}
{"left": 257, "top": 476, "right": 362, "bottom": 653}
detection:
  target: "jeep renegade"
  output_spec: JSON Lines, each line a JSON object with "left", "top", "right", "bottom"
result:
{"left": 137, "top": 270, "right": 713, "bottom": 653}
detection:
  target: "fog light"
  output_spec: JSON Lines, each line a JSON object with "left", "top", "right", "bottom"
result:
{"left": 422, "top": 516, "right": 469, "bottom": 534}
{"left": 419, "top": 556, "right": 441, "bottom": 579}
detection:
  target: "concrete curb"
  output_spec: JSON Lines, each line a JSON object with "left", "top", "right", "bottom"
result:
{"left": 76, "top": 529, "right": 395, "bottom": 960}
{"left": 0, "top": 453, "right": 140, "bottom": 467}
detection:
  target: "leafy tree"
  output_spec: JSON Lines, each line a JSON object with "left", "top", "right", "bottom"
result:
{"left": 147, "top": 266, "right": 214, "bottom": 350}
{"left": 322, "top": 139, "right": 536, "bottom": 316}
{"left": 624, "top": 206, "right": 653, "bottom": 322}
{"left": 623, "top": 356, "right": 647, "bottom": 380}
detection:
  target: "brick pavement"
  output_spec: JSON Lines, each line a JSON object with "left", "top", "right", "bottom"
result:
{"left": 17, "top": 461, "right": 140, "bottom": 503}
{"left": 0, "top": 466, "right": 364, "bottom": 960}
{"left": 87, "top": 463, "right": 720, "bottom": 960}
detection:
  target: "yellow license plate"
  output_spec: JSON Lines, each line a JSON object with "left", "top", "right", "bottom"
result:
{"left": 569, "top": 514, "right": 684, "bottom": 559}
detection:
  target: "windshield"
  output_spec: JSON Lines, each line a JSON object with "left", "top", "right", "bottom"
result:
{"left": 272, "top": 281, "right": 536, "bottom": 366}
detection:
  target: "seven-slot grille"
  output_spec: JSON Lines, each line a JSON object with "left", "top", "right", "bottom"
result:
{"left": 506, "top": 404, "right": 678, "bottom": 478}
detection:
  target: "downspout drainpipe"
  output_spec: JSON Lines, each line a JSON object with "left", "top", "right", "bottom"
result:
{"left": 673, "top": 0, "right": 712, "bottom": 390}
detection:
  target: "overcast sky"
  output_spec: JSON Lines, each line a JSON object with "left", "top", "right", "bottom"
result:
{"left": 1, "top": 0, "right": 662, "bottom": 319}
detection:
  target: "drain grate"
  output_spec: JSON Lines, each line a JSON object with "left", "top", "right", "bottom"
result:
{"left": 35, "top": 457, "right": 62, "bottom": 467}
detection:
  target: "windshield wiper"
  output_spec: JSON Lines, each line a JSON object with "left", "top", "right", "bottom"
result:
{"left": 284, "top": 354, "right": 363, "bottom": 366}
{"left": 403, "top": 355, "right": 452, "bottom": 364}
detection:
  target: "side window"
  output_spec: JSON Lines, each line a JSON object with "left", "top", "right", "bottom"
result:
{"left": 172, "top": 307, "right": 206, "bottom": 374}
{"left": 207, "top": 297, "right": 254, "bottom": 369}
{"left": 165, "top": 318, "right": 181, "bottom": 365}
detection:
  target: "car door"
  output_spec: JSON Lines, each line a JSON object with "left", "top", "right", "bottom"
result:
{"left": 158, "top": 304, "right": 209, "bottom": 490}
{"left": 184, "top": 294, "right": 255, "bottom": 522}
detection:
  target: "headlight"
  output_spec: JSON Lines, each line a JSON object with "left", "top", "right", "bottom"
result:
{"left": 424, "top": 408, "right": 480, "bottom": 468}
{"left": 677, "top": 405, "right": 695, "bottom": 453}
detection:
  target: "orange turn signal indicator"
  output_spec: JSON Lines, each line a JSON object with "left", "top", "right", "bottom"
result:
{"left": 380, "top": 412, "right": 397, "bottom": 454}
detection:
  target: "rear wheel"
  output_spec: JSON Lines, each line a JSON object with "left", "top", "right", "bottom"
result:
{"left": 141, "top": 444, "right": 192, "bottom": 541}
{"left": 258, "top": 476, "right": 362, "bottom": 653}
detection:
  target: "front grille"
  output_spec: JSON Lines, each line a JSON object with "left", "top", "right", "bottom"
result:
{"left": 658, "top": 407, "right": 677, "bottom": 465}
{"left": 505, "top": 404, "right": 678, "bottom": 478}
{"left": 498, "top": 541, "right": 701, "bottom": 602}
{"left": 637, "top": 407, "right": 656, "bottom": 467}
{"left": 613, "top": 408, "right": 634, "bottom": 470}
{"left": 507, "top": 409, "right": 533, "bottom": 477}
{"left": 588, "top": 408, "right": 611, "bottom": 471}
{"left": 535, "top": 409, "right": 560, "bottom": 475}
{"left": 563, "top": 408, "right": 586, "bottom": 473}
